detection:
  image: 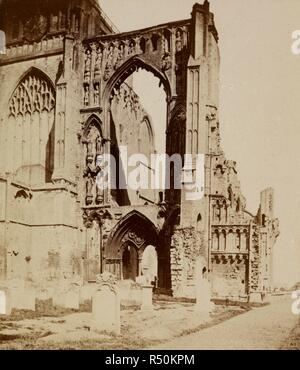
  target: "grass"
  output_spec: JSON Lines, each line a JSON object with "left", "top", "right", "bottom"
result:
{"left": 280, "top": 317, "right": 300, "bottom": 350}
{"left": 0, "top": 304, "right": 249, "bottom": 350}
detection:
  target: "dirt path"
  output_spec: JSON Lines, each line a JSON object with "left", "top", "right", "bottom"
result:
{"left": 152, "top": 295, "right": 298, "bottom": 350}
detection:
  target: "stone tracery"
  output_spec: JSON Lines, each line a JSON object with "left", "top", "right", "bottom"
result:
{"left": 9, "top": 72, "right": 55, "bottom": 118}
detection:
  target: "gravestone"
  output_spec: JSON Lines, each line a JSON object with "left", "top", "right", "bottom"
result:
{"left": 196, "top": 279, "right": 211, "bottom": 313}
{"left": 53, "top": 288, "right": 66, "bottom": 308}
{"left": 195, "top": 257, "right": 211, "bottom": 316}
{"left": 119, "top": 280, "right": 142, "bottom": 307}
{"left": 91, "top": 272, "right": 120, "bottom": 335}
{"left": 136, "top": 275, "right": 153, "bottom": 311}
{"left": 141, "top": 284, "right": 153, "bottom": 311}
{"left": 65, "top": 284, "right": 80, "bottom": 310}
{"left": 79, "top": 284, "right": 95, "bottom": 304}
{"left": 0, "top": 289, "right": 11, "bottom": 315}
{"left": 36, "top": 287, "right": 54, "bottom": 302}
{"left": 10, "top": 287, "right": 36, "bottom": 311}
{"left": 53, "top": 282, "right": 80, "bottom": 310}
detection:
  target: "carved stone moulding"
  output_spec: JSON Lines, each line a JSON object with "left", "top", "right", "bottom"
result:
{"left": 9, "top": 71, "right": 55, "bottom": 118}
{"left": 121, "top": 230, "right": 146, "bottom": 249}
{"left": 211, "top": 253, "right": 248, "bottom": 264}
{"left": 95, "top": 271, "right": 118, "bottom": 292}
{"left": 206, "top": 105, "right": 217, "bottom": 122}
{"left": 82, "top": 20, "right": 190, "bottom": 104}
{"left": 211, "top": 226, "right": 249, "bottom": 235}
{"left": 83, "top": 207, "right": 113, "bottom": 228}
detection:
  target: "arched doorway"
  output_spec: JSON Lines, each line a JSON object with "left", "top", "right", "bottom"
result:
{"left": 105, "top": 211, "right": 160, "bottom": 283}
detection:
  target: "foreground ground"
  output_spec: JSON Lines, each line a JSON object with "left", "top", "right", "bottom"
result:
{"left": 0, "top": 300, "right": 247, "bottom": 350}
{"left": 0, "top": 295, "right": 298, "bottom": 350}
{"left": 153, "top": 295, "right": 299, "bottom": 350}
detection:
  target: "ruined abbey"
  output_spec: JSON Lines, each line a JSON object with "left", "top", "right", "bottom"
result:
{"left": 0, "top": 0, "right": 279, "bottom": 303}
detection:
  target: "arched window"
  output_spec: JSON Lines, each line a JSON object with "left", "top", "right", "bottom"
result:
{"left": 227, "top": 230, "right": 235, "bottom": 251}
{"left": 212, "top": 230, "right": 219, "bottom": 250}
{"left": 219, "top": 230, "right": 226, "bottom": 251}
{"left": 196, "top": 213, "right": 202, "bottom": 232}
{"left": 240, "top": 229, "right": 248, "bottom": 251}
{"left": 139, "top": 117, "right": 153, "bottom": 157}
{"left": 4, "top": 69, "right": 55, "bottom": 183}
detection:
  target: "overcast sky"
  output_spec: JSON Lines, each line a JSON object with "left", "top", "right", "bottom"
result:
{"left": 99, "top": 0, "right": 300, "bottom": 287}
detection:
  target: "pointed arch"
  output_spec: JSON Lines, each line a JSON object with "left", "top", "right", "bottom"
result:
{"left": 106, "top": 210, "right": 159, "bottom": 259}
{"left": 102, "top": 56, "right": 172, "bottom": 105}
{"left": 8, "top": 67, "right": 55, "bottom": 116}
{"left": 3, "top": 67, "right": 56, "bottom": 183}
{"left": 139, "top": 114, "right": 155, "bottom": 155}
{"left": 82, "top": 113, "right": 105, "bottom": 206}
{"left": 82, "top": 113, "right": 103, "bottom": 139}
{"left": 104, "top": 210, "right": 159, "bottom": 280}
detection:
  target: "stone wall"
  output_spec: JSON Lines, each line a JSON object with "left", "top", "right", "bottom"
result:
{"left": 211, "top": 256, "right": 247, "bottom": 298}
{"left": 170, "top": 227, "right": 205, "bottom": 297}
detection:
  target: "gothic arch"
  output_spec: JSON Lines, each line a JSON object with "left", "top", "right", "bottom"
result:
{"left": 139, "top": 115, "right": 155, "bottom": 155}
{"left": 82, "top": 114, "right": 105, "bottom": 206}
{"left": 102, "top": 56, "right": 172, "bottom": 105}
{"left": 104, "top": 210, "right": 159, "bottom": 280}
{"left": 82, "top": 114, "right": 103, "bottom": 139}
{"left": 167, "top": 103, "right": 186, "bottom": 155}
{"left": 4, "top": 67, "right": 56, "bottom": 183}
{"left": 8, "top": 67, "right": 55, "bottom": 113}
{"left": 106, "top": 210, "right": 159, "bottom": 259}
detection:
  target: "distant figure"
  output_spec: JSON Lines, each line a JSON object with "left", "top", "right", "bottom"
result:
{"left": 0, "top": 30, "right": 6, "bottom": 54}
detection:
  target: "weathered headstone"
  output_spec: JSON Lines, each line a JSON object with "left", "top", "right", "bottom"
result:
{"left": 65, "top": 285, "right": 80, "bottom": 310}
{"left": 10, "top": 288, "right": 36, "bottom": 311}
{"left": 141, "top": 284, "right": 153, "bottom": 311}
{"left": 53, "top": 288, "right": 66, "bottom": 308}
{"left": 0, "top": 289, "right": 11, "bottom": 315}
{"left": 53, "top": 282, "right": 80, "bottom": 310}
{"left": 91, "top": 272, "right": 120, "bottom": 335}
{"left": 65, "top": 290, "right": 79, "bottom": 310}
{"left": 119, "top": 280, "right": 142, "bottom": 307}
{"left": 195, "top": 257, "right": 211, "bottom": 316}
{"left": 79, "top": 284, "right": 95, "bottom": 304}
{"left": 36, "top": 287, "right": 54, "bottom": 302}
{"left": 196, "top": 279, "right": 211, "bottom": 312}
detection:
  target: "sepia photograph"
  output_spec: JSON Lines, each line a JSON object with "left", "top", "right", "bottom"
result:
{"left": 0, "top": 0, "right": 299, "bottom": 354}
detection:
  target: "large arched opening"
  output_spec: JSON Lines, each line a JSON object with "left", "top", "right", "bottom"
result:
{"left": 104, "top": 211, "right": 162, "bottom": 283}
{"left": 102, "top": 56, "right": 183, "bottom": 208}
